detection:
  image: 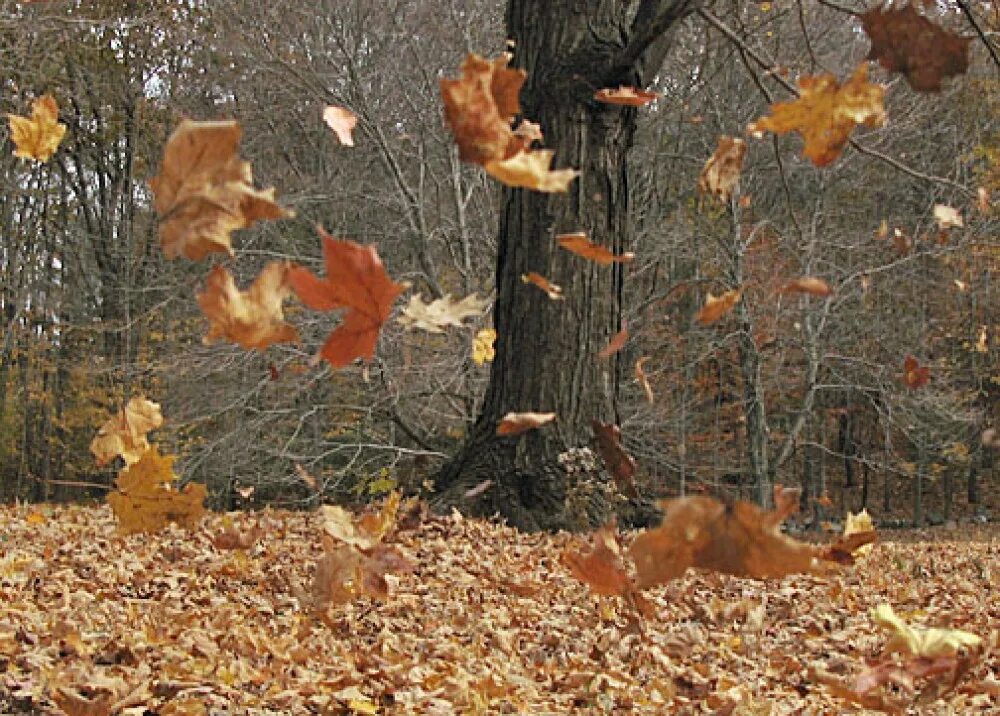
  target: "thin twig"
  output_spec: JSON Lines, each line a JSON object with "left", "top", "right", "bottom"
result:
{"left": 956, "top": 0, "right": 1000, "bottom": 75}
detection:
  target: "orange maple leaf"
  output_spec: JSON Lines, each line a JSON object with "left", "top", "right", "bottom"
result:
{"left": 597, "top": 323, "right": 628, "bottom": 359}
{"left": 197, "top": 262, "right": 299, "bottom": 350}
{"left": 594, "top": 86, "right": 659, "bottom": 107}
{"left": 696, "top": 289, "right": 741, "bottom": 325}
{"left": 497, "top": 411, "right": 556, "bottom": 436}
{"left": 781, "top": 277, "right": 833, "bottom": 297}
{"left": 521, "top": 272, "right": 563, "bottom": 300}
{"left": 557, "top": 232, "right": 634, "bottom": 265}
{"left": 747, "top": 64, "right": 885, "bottom": 167}
{"left": 288, "top": 227, "right": 405, "bottom": 368}
{"left": 861, "top": 4, "right": 971, "bottom": 92}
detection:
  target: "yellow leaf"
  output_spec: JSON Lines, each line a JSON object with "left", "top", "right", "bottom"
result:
{"left": 90, "top": 397, "right": 164, "bottom": 467}
{"left": 871, "top": 604, "right": 981, "bottom": 658}
{"left": 472, "top": 328, "right": 496, "bottom": 365}
{"left": 843, "top": 509, "right": 874, "bottom": 557}
{"left": 348, "top": 698, "right": 379, "bottom": 715}
{"left": 107, "top": 447, "right": 206, "bottom": 534}
{"left": 7, "top": 95, "right": 66, "bottom": 163}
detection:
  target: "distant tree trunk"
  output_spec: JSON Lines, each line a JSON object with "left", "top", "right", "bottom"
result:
{"left": 436, "top": 0, "right": 698, "bottom": 530}
{"left": 913, "top": 446, "right": 927, "bottom": 527}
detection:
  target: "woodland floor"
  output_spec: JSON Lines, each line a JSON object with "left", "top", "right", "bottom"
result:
{"left": 0, "top": 503, "right": 997, "bottom": 715}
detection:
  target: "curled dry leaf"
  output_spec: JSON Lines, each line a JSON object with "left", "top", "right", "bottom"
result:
{"left": 635, "top": 356, "right": 654, "bottom": 404}
{"left": 513, "top": 119, "right": 543, "bottom": 142}
{"left": 497, "top": 411, "right": 556, "bottom": 436}
{"left": 872, "top": 604, "right": 982, "bottom": 659}
{"left": 591, "top": 420, "right": 638, "bottom": 497}
{"left": 90, "top": 397, "right": 164, "bottom": 467}
{"left": 213, "top": 524, "right": 262, "bottom": 551}
{"left": 593, "top": 86, "right": 659, "bottom": 106}
{"left": 440, "top": 53, "right": 577, "bottom": 192}
{"left": 323, "top": 105, "right": 357, "bottom": 146}
{"left": 288, "top": 227, "right": 405, "bottom": 368}
{"left": 7, "top": 94, "right": 65, "bottom": 162}
{"left": 628, "top": 486, "right": 853, "bottom": 589}
{"left": 472, "top": 327, "right": 496, "bottom": 365}
{"left": 696, "top": 289, "right": 741, "bottom": 325}
{"left": 781, "top": 277, "right": 833, "bottom": 297}
{"left": 747, "top": 64, "right": 885, "bottom": 167}
{"left": 561, "top": 524, "right": 632, "bottom": 597}
{"left": 295, "top": 462, "right": 319, "bottom": 490}
{"left": 107, "top": 447, "right": 207, "bottom": 535}
{"left": 861, "top": 4, "right": 971, "bottom": 92}
{"left": 463, "top": 479, "right": 493, "bottom": 499}
{"left": 933, "top": 204, "right": 963, "bottom": 230}
{"left": 521, "top": 272, "right": 563, "bottom": 300}
{"left": 322, "top": 491, "right": 401, "bottom": 550}
{"left": 197, "top": 262, "right": 299, "bottom": 350}
{"left": 902, "top": 355, "right": 930, "bottom": 389}
{"left": 557, "top": 232, "right": 634, "bottom": 265}
{"left": 697, "top": 135, "right": 747, "bottom": 203}
{"left": 597, "top": 323, "right": 628, "bottom": 359}
{"left": 149, "top": 120, "right": 292, "bottom": 260}
{"left": 397, "top": 293, "right": 490, "bottom": 334}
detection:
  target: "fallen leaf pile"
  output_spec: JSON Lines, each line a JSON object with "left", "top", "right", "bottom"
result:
{"left": 1, "top": 504, "right": 996, "bottom": 713}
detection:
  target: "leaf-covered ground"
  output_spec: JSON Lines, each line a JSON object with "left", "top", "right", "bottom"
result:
{"left": 1, "top": 504, "right": 997, "bottom": 715}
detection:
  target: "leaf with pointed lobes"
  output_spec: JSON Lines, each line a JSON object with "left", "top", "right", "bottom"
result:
{"left": 497, "top": 411, "right": 556, "bottom": 436}
{"left": 397, "top": 293, "right": 490, "bottom": 334}
{"left": 697, "top": 136, "right": 747, "bottom": 203}
{"left": 557, "top": 232, "right": 634, "bottom": 265}
{"left": 107, "top": 447, "right": 207, "bottom": 535}
{"left": 197, "top": 262, "right": 298, "bottom": 350}
{"left": 90, "top": 397, "right": 164, "bottom": 467}
{"left": 7, "top": 94, "right": 65, "bottom": 163}
{"left": 150, "top": 120, "right": 292, "bottom": 260}
{"left": 591, "top": 420, "right": 637, "bottom": 498}
{"left": 781, "top": 277, "right": 832, "bottom": 297}
{"left": 593, "top": 86, "right": 659, "bottom": 106}
{"left": 288, "top": 227, "right": 405, "bottom": 368}
{"left": 747, "top": 64, "right": 885, "bottom": 167}
{"left": 312, "top": 541, "right": 413, "bottom": 609}
{"left": 562, "top": 523, "right": 633, "bottom": 597}
{"left": 902, "top": 355, "right": 930, "bottom": 389}
{"left": 521, "top": 272, "right": 563, "bottom": 300}
{"left": 323, "top": 105, "right": 357, "bottom": 146}
{"left": 322, "top": 491, "right": 401, "bottom": 550}
{"left": 485, "top": 149, "right": 578, "bottom": 192}
{"left": 696, "top": 289, "right": 740, "bottom": 325}
{"left": 933, "top": 204, "right": 963, "bottom": 229}
{"left": 635, "top": 357, "right": 654, "bottom": 404}
{"left": 597, "top": 323, "right": 628, "bottom": 359}
{"left": 861, "top": 4, "right": 971, "bottom": 92}
{"left": 472, "top": 327, "right": 496, "bottom": 365}
{"left": 628, "top": 486, "right": 857, "bottom": 589}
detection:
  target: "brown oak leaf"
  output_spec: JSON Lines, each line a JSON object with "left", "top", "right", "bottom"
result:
{"left": 591, "top": 420, "right": 638, "bottom": 497}
{"left": 698, "top": 135, "right": 747, "bottom": 202}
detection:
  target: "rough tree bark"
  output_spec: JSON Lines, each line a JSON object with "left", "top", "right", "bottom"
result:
{"left": 435, "top": 0, "right": 699, "bottom": 531}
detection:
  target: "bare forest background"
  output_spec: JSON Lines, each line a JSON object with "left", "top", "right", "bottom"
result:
{"left": 1, "top": 0, "right": 998, "bottom": 528}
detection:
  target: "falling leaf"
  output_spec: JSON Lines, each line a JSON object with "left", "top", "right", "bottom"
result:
{"left": 397, "top": 293, "right": 490, "bottom": 333}
{"left": 149, "top": 120, "right": 292, "bottom": 260}
{"left": 635, "top": 357, "right": 654, "bottom": 403}
{"left": 861, "top": 4, "right": 971, "bottom": 92}
{"left": 557, "top": 232, "right": 634, "bottom": 265}
{"left": 892, "top": 227, "right": 911, "bottom": 256}
{"left": 696, "top": 289, "right": 740, "bottom": 325}
{"left": 593, "top": 86, "right": 659, "bottom": 106}
{"left": 440, "top": 53, "right": 577, "bottom": 192}
{"left": 107, "top": 447, "right": 206, "bottom": 535}
{"left": 521, "top": 272, "right": 564, "bottom": 300}
{"left": 6, "top": 94, "right": 65, "bottom": 162}
{"left": 472, "top": 327, "right": 496, "bottom": 365}
{"left": 842, "top": 508, "right": 875, "bottom": 558}
{"left": 288, "top": 227, "right": 405, "bottom": 368}
{"left": 902, "top": 355, "right": 930, "bottom": 389}
{"left": 322, "top": 491, "right": 401, "bottom": 550}
{"left": 781, "top": 277, "right": 833, "bottom": 297}
{"left": 561, "top": 524, "right": 633, "bottom": 597}
{"left": 953, "top": 279, "right": 968, "bottom": 292}
{"left": 463, "top": 480, "right": 493, "bottom": 499}
{"left": 484, "top": 148, "right": 579, "bottom": 192}
{"left": 872, "top": 604, "right": 981, "bottom": 659}
{"left": 874, "top": 219, "right": 890, "bottom": 240}
{"left": 597, "top": 323, "right": 628, "bottom": 359}
{"left": 628, "top": 486, "right": 849, "bottom": 588}
{"left": 197, "top": 262, "right": 299, "bottom": 350}
{"left": 977, "top": 187, "right": 991, "bottom": 213}
{"left": 497, "top": 411, "right": 555, "bottom": 436}
{"left": 323, "top": 105, "right": 357, "bottom": 146}
{"left": 697, "top": 136, "right": 747, "bottom": 202}
{"left": 513, "top": 119, "right": 543, "bottom": 142}
{"left": 933, "top": 204, "right": 963, "bottom": 229}
{"left": 747, "top": 64, "right": 885, "bottom": 167}
{"left": 591, "top": 420, "right": 637, "bottom": 497}
{"left": 981, "top": 428, "right": 1000, "bottom": 449}
{"left": 295, "top": 463, "right": 319, "bottom": 491}
{"left": 976, "top": 325, "right": 988, "bottom": 353}
{"left": 90, "top": 397, "right": 164, "bottom": 467}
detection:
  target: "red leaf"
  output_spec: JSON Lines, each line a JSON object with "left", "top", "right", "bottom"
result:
{"left": 288, "top": 227, "right": 405, "bottom": 368}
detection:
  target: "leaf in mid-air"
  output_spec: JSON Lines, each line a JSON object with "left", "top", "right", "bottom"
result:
{"left": 397, "top": 293, "right": 490, "bottom": 334}
{"left": 933, "top": 204, "right": 963, "bottom": 230}
{"left": 149, "top": 120, "right": 292, "bottom": 260}
{"left": 90, "top": 397, "right": 164, "bottom": 467}
{"left": 591, "top": 420, "right": 637, "bottom": 497}
{"left": 696, "top": 289, "right": 741, "bottom": 325}
{"left": 781, "top": 277, "right": 833, "bottom": 297}
{"left": 557, "top": 232, "right": 634, "bottom": 265}
{"left": 107, "top": 447, "right": 206, "bottom": 534}
{"left": 521, "top": 272, "right": 564, "bottom": 300}
{"left": 288, "top": 227, "right": 405, "bottom": 368}
{"left": 6, "top": 94, "right": 65, "bottom": 163}
{"left": 597, "top": 324, "right": 628, "bottom": 359}
{"left": 497, "top": 411, "right": 556, "bottom": 436}
{"left": 593, "top": 86, "right": 659, "bottom": 106}
{"left": 197, "top": 262, "right": 299, "bottom": 350}
{"left": 747, "top": 64, "right": 885, "bottom": 167}
{"left": 902, "top": 355, "right": 930, "bottom": 389}
{"left": 697, "top": 135, "right": 747, "bottom": 202}
{"left": 472, "top": 328, "right": 496, "bottom": 365}
{"left": 561, "top": 524, "right": 633, "bottom": 597}
{"left": 861, "top": 4, "right": 971, "bottom": 92}
{"left": 323, "top": 105, "right": 358, "bottom": 146}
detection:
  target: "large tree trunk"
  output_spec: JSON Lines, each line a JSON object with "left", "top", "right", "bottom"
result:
{"left": 435, "top": 0, "right": 697, "bottom": 531}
